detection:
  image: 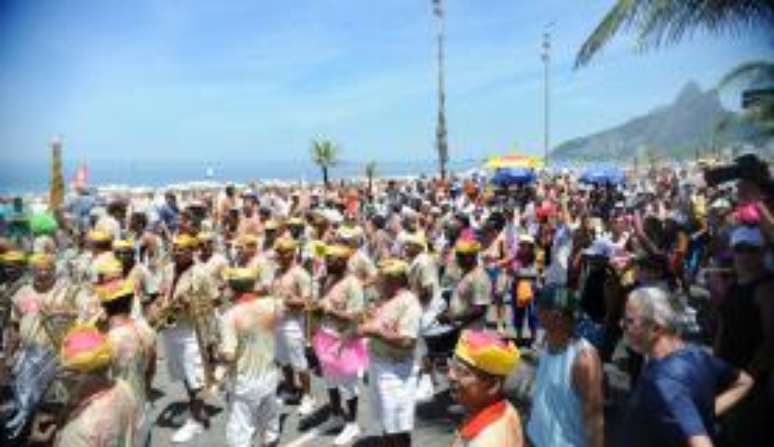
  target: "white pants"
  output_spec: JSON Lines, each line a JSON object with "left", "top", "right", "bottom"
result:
{"left": 368, "top": 356, "right": 419, "bottom": 434}
{"left": 275, "top": 318, "right": 308, "bottom": 371}
{"left": 163, "top": 325, "right": 205, "bottom": 389}
{"left": 225, "top": 371, "right": 280, "bottom": 447}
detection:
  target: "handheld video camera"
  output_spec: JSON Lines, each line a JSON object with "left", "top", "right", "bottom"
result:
{"left": 703, "top": 153, "right": 771, "bottom": 188}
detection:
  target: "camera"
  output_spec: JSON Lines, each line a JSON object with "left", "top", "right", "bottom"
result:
{"left": 703, "top": 153, "right": 771, "bottom": 188}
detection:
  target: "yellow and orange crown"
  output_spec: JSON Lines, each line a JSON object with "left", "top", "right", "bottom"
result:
{"left": 454, "top": 329, "right": 520, "bottom": 377}
{"left": 60, "top": 325, "right": 115, "bottom": 373}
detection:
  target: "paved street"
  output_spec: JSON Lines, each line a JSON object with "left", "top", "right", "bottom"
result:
{"left": 145, "top": 301, "right": 642, "bottom": 446}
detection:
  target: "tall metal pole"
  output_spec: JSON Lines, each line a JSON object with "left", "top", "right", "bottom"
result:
{"left": 433, "top": 0, "right": 448, "bottom": 180}
{"left": 541, "top": 25, "right": 552, "bottom": 167}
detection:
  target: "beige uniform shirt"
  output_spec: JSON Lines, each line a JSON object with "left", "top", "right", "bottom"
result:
{"left": 220, "top": 296, "right": 283, "bottom": 381}
{"left": 368, "top": 289, "right": 422, "bottom": 363}
{"left": 55, "top": 379, "right": 139, "bottom": 447}
{"left": 449, "top": 266, "right": 492, "bottom": 326}
{"left": 108, "top": 319, "right": 156, "bottom": 406}
{"left": 319, "top": 275, "right": 365, "bottom": 336}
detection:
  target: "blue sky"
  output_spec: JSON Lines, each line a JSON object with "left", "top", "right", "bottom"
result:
{"left": 0, "top": 0, "right": 771, "bottom": 167}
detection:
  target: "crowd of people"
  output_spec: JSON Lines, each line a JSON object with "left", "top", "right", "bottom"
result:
{"left": 0, "top": 153, "right": 772, "bottom": 446}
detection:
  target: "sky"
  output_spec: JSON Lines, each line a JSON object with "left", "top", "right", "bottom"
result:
{"left": 0, "top": 0, "right": 772, "bottom": 168}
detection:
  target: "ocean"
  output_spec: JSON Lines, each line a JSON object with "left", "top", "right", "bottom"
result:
{"left": 0, "top": 157, "right": 481, "bottom": 195}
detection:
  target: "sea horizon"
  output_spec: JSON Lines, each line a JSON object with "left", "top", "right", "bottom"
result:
{"left": 0, "top": 157, "right": 485, "bottom": 196}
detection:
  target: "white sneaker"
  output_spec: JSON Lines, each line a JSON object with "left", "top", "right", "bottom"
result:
{"left": 415, "top": 374, "right": 435, "bottom": 403}
{"left": 319, "top": 414, "right": 345, "bottom": 434}
{"left": 297, "top": 395, "right": 316, "bottom": 416}
{"left": 171, "top": 419, "right": 204, "bottom": 443}
{"left": 333, "top": 422, "right": 361, "bottom": 446}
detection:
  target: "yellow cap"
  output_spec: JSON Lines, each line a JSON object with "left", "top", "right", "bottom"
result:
{"left": 1, "top": 250, "right": 27, "bottom": 264}
{"left": 29, "top": 253, "right": 55, "bottom": 269}
{"left": 324, "top": 244, "right": 353, "bottom": 259}
{"left": 454, "top": 329, "right": 520, "bottom": 377}
{"left": 88, "top": 229, "right": 112, "bottom": 243}
{"left": 274, "top": 237, "right": 298, "bottom": 253}
{"left": 95, "top": 257, "right": 123, "bottom": 279}
{"left": 455, "top": 239, "right": 481, "bottom": 255}
{"left": 112, "top": 239, "right": 134, "bottom": 250}
{"left": 264, "top": 220, "right": 280, "bottom": 231}
{"left": 236, "top": 234, "right": 259, "bottom": 247}
{"left": 287, "top": 217, "right": 305, "bottom": 227}
{"left": 225, "top": 267, "right": 258, "bottom": 282}
{"left": 197, "top": 231, "right": 214, "bottom": 243}
{"left": 173, "top": 234, "right": 199, "bottom": 249}
{"left": 399, "top": 231, "right": 427, "bottom": 249}
{"left": 311, "top": 240, "right": 327, "bottom": 259}
{"left": 378, "top": 258, "right": 410, "bottom": 277}
{"left": 96, "top": 278, "right": 135, "bottom": 303}
{"left": 337, "top": 225, "right": 364, "bottom": 241}
{"left": 60, "top": 325, "right": 114, "bottom": 373}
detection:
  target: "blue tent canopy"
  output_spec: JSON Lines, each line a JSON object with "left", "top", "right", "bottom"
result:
{"left": 579, "top": 166, "right": 626, "bottom": 186}
{"left": 491, "top": 167, "right": 537, "bottom": 187}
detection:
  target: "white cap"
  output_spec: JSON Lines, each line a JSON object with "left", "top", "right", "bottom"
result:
{"left": 730, "top": 226, "right": 765, "bottom": 248}
{"left": 518, "top": 234, "right": 535, "bottom": 245}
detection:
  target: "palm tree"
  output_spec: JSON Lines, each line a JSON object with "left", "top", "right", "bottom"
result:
{"left": 575, "top": 0, "right": 774, "bottom": 67}
{"left": 311, "top": 139, "right": 339, "bottom": 189}
{"left": 365, "top": 161, "right": 377, "bottom": 196}
{"left": 717, "top": 61, "right": 774, "bottom": 138}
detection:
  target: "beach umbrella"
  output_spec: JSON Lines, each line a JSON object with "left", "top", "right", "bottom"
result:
{"left": 30, "top": 212, "right": 58, "bottom": 236}
{"left": 579, "top": 166, "right": 626, "bottom": 186}
{"left": 491, "top": 167, "right": 537, "bottom": 187}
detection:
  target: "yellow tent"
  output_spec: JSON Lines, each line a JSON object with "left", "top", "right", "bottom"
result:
{"left": 484, "top": 154, "right": 544, "bottom": 169}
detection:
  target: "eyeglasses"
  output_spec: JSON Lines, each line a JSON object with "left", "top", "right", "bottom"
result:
{"left": 619, "top": 316, "right": 638, "bottom": 330}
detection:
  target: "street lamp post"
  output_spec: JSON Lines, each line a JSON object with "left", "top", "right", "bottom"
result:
{"left": 433, "top": 0, "right": 448, "bottom": 180}
{"left": 541, "top": 24, "right": 552, "bottom": 168}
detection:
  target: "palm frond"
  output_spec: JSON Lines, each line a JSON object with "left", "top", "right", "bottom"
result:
{"left": 718, "top": 60, "right": 774, "bottom": 90}
{"left": 576, "top": 0, "right": 774, "bottom": 68}
{"left": 575, "top": 0, "right": 641, "bottom": 67}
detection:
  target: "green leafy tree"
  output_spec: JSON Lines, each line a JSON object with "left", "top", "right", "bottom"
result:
{"left": 311, "top": 139, "right": 339, "bottom": 189}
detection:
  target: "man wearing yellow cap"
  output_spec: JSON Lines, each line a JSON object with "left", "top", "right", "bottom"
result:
{"left": 235, "top": 234, "right": 275, "bottom": 296}
{"left": 402, "top": 231, "right": 450, "bottom": 402}
{"left": 51, "top": 325, "right": 140, "bottom": 447}
{"left": 308, "top": 243, "right": 366, "bottom": 446}
{"left": 358, "top": 258, "right": 422, "bottom": 447}
{"left": 3, "top": 252, "right": 70, "bottom": 442}
{"left": 261, "top": 219, "right": 281, "bottom": 254}
{"left": 113, "top": 239, "right": 157, "bottom": 320}
{"left": 448, "top": 329, "right": 524, "bottom": 446}
{"left": 1, "top": 250, "right": 28, "bottom": 286}
{"left": 339, "top": 225, "right": 378, "bottom": 300}
{"left": 218, "top": 267, "right": 284, "bottom": 447}
{"left": 155, "top": 233, "right": 218, "bottom": 443}
{"left": 197, "top": 232, "right": 229, "bottom": 292}
{"left": 441, "top": 239, "right": 492, "bottom": 330}
{"left": 97, "top": 277, "right": 157, "bottom": 444}
{"left": 271, "top": 237, "right": 316, "bottom": 416}
{"left": 86, "top": 229, "right": 116, "bottom": 283}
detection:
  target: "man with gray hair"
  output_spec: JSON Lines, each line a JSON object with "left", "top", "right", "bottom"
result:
{"left": 621, "top": 286, "right": 753, "bottom": 447}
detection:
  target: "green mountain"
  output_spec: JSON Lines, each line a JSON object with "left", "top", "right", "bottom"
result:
{"left": 551, "top": 82, "right": 759, "bottom": 162}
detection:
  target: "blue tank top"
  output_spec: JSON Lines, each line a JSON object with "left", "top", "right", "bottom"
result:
{"left": 527, "top": 338, "right": 590, "bottom": 447}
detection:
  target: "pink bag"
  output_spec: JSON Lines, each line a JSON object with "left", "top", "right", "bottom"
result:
{"left": 313, "top": 328, "right": 369, "bottom": 385}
